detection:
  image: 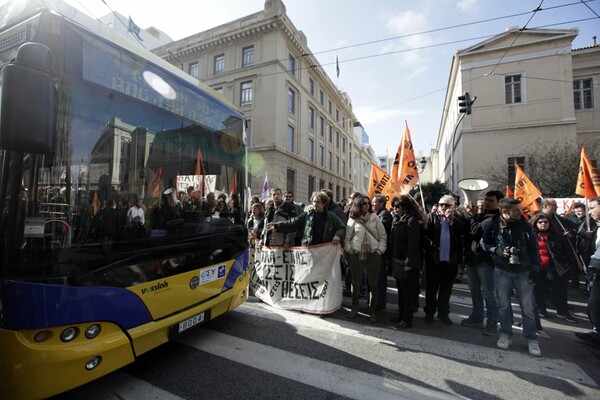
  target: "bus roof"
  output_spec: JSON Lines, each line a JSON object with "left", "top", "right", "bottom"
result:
{"left": 0, "top": 0, "right": 243, "bottom": 120}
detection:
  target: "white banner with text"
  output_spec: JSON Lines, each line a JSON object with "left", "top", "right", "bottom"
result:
{"left": 250, "top": 243, "right": 342, "bottom": 314}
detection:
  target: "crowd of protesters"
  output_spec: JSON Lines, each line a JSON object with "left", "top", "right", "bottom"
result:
{"left": 248, "top": 186, "right": 600, "bottom": 359}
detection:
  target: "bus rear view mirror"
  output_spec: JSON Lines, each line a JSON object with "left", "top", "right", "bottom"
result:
{"left": 0, "top": 42, "right": 56, "bottom": 154}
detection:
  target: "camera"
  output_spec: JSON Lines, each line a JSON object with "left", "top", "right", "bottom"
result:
{"left": 506, "top": 246, "right": 520, "bottom": 265}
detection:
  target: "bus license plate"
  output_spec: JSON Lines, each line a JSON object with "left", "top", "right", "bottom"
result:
{"left": 178, "top": 312, "right": 205, "bottom": 333}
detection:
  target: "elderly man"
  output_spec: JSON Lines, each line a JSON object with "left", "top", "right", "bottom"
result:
{"left": 423, "top": 195, "right": 467, "bottom": 325}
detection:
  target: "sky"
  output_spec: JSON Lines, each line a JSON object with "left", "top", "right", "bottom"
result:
{"left": 6, "top": 0, "right": 600, "bottom": 157}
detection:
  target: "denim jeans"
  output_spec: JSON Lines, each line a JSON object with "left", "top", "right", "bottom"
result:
{"left": 467, "top": 262, "right": 499, "bottom": 322}
{"left": 495, "top": 268, "right": 537, "bottom": 340}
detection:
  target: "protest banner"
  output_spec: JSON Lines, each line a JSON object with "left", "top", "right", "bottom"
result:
{"left": 250, "top": 243, "right": 342, "bottom": 314}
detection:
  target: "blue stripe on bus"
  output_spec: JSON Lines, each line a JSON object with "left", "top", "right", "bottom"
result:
{"left": 223, "top": 248, "right": 249, "bottom": 291}
{"left": 2, "top": 280, "right": 152, "bottom": 330}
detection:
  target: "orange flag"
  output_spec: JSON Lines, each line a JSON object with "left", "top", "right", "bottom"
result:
{"left": 391, "top": 121, "right": 419, "bottom": 195}
{"left": 506, "top": 185, "right": 514, "bottom": 198}
{"left": 194, "top": 148, "right": 206, "bottom": 196}
{"left": 368, "top": 162, "right": 397, "bottom": 201}
{"left": 91, "top": 191, "right": 100, "bottom": 217}
{"left": 229, "top": 173, "right": 237, "bottom": 196}
{"left": 148, "top": 166, "right": 163, "bottom": 197}
{"left": 576, "top": 147, "right": 600, "bottom": 198}
{"left": 514, "top": 164, "right": 541, "bottom": 217}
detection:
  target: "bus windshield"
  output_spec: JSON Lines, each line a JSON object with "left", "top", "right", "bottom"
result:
{"left": 0, "top": 12, "right": 247, "bottom": 285}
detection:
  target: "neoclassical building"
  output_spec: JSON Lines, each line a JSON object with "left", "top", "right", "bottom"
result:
{"left": 433, "top": 28, "right": 599, "bottom": 196}
{"left": 152, "top": 0, "right": 368, "bottom": 203}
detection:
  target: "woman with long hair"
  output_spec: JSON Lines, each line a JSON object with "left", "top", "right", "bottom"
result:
{"left": 389, "top": 195, "right": 423, "bottom": 328}
{"left": 344, "top": 195, "right": 388, "bottom": 322}
{"left": 530, "top": 213, "right": 577, "bottom": 322}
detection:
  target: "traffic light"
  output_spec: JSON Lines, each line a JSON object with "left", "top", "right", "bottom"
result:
{"left": 458, "top": 92, "right": 472, "bottom": 114}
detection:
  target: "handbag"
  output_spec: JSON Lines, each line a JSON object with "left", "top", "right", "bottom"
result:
{"left": 391, "top": 257, "right": 408, "bottom": 281}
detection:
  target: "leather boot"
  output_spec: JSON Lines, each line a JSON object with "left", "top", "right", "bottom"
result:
{"left": 347, "top": 305, "right": 359, "bottom": 319}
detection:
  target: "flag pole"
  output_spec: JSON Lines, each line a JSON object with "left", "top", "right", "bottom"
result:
{"left": 418, "top": 181, "right": 426, "bottom": 211}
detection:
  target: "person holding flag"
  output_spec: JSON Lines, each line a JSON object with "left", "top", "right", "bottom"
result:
{"left": 513, "top": 164, "right": 540, "bottom": 218}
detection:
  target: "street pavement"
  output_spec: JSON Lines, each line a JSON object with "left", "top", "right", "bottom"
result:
{"left": 55, "top": 276, "right": 600, "bottom": 400}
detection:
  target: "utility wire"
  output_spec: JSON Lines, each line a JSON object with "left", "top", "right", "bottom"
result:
{"left": 580, "top": 0, "right": 600, "bottom": 18}
{"left": 489, "top": 1, "right": 545, "bottom": 76}
{"left": 99, "top": 0, "right": 146, "bottom": 49}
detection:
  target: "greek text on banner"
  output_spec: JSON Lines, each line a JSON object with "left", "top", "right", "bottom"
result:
{"left": 250, "top": 243, "right": 342, "bottom": 314}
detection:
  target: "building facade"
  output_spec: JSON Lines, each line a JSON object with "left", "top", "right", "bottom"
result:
{"left": 152, "top": 0, "right": 366, "bottom": 203}
{"left": 433, "top": 28, "right": 599, "bottom": 198}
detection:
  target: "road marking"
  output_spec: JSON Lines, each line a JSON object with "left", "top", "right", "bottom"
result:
{"left": 178, "top": 329, "right": 457, "bottom": 400}
{"left": 233, "top": 300, "right": 596, "bottom": 387}
{"left": 61, "top": 370, "right": 186, "bottom": 400}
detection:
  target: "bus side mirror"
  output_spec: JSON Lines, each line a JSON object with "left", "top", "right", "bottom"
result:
{"left": 0, "top": 42, "right": 56, "bottom": 154}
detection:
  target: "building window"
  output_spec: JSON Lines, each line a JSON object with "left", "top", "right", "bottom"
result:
{"left": 328, "top": 182, "right": 333, "bottom": 191}
{"left": 328, "top": 125, "right": 333, "bottom": 143}
{"left": 213, "top": 86, "right": 224, "bottom": 95}
{"left": 240, "top": 81, "right": 253, "bottom": 107}
{"left": 505, "top": 74, "right": 522, "bottom": 104}
{"left": 336, "top": 156, "right": 340, "bottom": 174}
{"left": 335, "top": 109, "right": 340, "bottom": 122}
{"left": 319, "top": 146, "right": 324, "bottom": 167}
{"left": 287, "top": 168, "right": 295, "bottom": 194}
{"left": 214, "top": 54, "right": 224, "bottom": 74}
{"left": 319, "top": 90, "right": 324, "bottom": 106}
{"left": 328, "top": 151, "right": 333, "bottom": 171}
{"left": 308, "top": 138, "right": 314, "bottom": 162}
{"left": 287, "top": 125, "right": 295, "bottom": 152}
{"left": 308, "top": 175, "right": 315, "bottom": 202}
{"left": 336, "top": 131, "right": 340, "bottom": 149}
{"left": 328, "top": 100, "right": 332, "bottom": 114}
{"left": 342, "top": 160, "right": 346, "bottom": 177}
{"left": 507, "top": 156, "right": 526, "bottom": 186}
{"left": 319, "top": 179, "right": 325, "bottom": 190}
{"left": 189, "top": 62, "right": 198, "bottom": 78}
{"left": 336, "top": 185, "right": 340, "bottom": 202}
{"left": 342, "top": 117, "right": 346, "bottom": 129}
{"left": 574, "top": 78, "right": 593, "bottom": 109}
{"left": 308, "top": 106, "right": 315, "bottom": 129}
{"left": 319, "top": 116, "right": 325, "bottom": 136}
{"left": 287, "top": 88, "right": 295, "bottom": 114}
{"left": 342, "top": 137, "right": 346, "bottom": 153}
{"left": 343, "top": 187, "right": 347, "bottom": 200}
{"left": 242, "top": 46, "right": 254, "bottom": 68}
{"left": 288, "top": 53, "right": 296, "bottom": 75}
{"left": 308, "top": 77, "right": 315, "bottom": 96}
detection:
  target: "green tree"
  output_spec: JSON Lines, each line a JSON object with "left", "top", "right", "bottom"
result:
{"left": 482, "top": 142, "right": 600, "bottom": 198}
{"left": 410, "top": 180, "right": 450, "bottom": 210}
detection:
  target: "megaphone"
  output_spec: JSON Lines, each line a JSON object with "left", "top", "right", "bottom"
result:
{"left": 458, "top": 178, "right": 489, "bottom": 206}
{"left": 163, "top": 187, "right": 180, "bottom": 205}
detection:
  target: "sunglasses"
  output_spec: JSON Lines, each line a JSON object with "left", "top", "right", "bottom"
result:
{"left": 438, "top": 203, "right": 452, "bottom": 208}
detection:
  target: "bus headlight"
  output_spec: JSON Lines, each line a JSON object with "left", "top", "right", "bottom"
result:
{"left": 60, "top": 326, "right": 79, "bottom": 342}
{"left": 85, "top": 324, "right": 102, "bottom": 339}
{"left": 85, "top": 356, "right": 101, "bottom": 371}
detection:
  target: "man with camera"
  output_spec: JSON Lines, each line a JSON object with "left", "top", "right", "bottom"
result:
{"left": 481, "top": 197, "right": 542, "bottom": 357}
{"left": 576, "top": 197, "right": 600, "bottom": 347}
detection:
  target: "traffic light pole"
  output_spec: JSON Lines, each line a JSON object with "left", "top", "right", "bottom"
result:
{"left": 450, "top": 112, "right": 466, "bottom": 194}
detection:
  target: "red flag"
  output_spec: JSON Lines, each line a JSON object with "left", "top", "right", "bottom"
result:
{"left": 148, "top": 166, "right": 163, "bottom": 197}
{"left": 391, "top": 121, "right": 419, "bottom": 195}
{"left": 368, "top": 162, "right": 397, "bottom": 201}
{"left": 576, "top": 147, "right": 600, "bottom": 198}
{"left": 506, "top": 185, "right": 514, "bottom": 198}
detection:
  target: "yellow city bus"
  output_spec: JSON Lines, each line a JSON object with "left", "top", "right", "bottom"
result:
{"left": 0, "top": 1, "right": 249, "bottom": 398}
